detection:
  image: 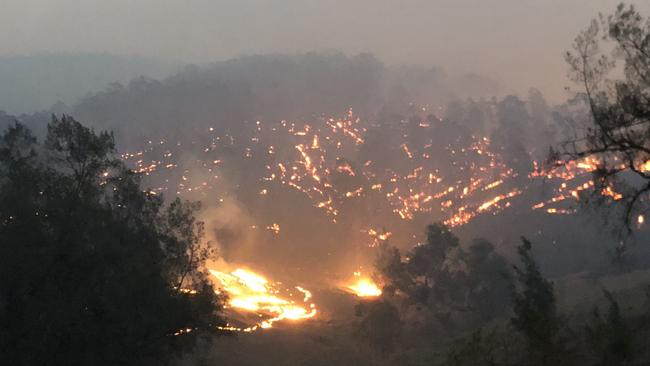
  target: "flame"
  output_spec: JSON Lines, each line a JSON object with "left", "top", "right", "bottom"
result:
{"left": 639, "top": 160, "right": 650, "bottom": 172}
{"left": 209, "top": 268, "right": 317, "bottom": 331}
{"left": 123, "top": 111, "right": 528, "bottom": 229}
{"left": 120, "top": 110, "right": 650, "bottom": 324}
{"left": 344, "top": 272, "right": 382, "bottom": 297}
{"left": 601, "top": 185, "right": 623, "bottom": 201}
{"left": 266, "top": 223, "right": 281, "bottom": 234}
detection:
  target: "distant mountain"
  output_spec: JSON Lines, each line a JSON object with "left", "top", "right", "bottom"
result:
{"left": 0, "top": 53, "right": 178, "bottom": 114}
{"left": 1, "top": 52, "right": 507, "bottom": 146}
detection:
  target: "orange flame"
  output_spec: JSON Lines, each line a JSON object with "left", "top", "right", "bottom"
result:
{"left": 344, "top": 272, "right": 382, "bottom": 297}
{"left": 210, "top": 268, "right": 317, "bottom": 332}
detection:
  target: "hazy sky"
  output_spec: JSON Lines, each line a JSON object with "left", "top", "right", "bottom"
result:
{"left": 2, "top": 0, "right": 649, "bottom": 102}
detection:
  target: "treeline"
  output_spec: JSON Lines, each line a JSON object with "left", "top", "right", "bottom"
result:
{"left": 0, "top": 52, "right": 505, "bottom": 147}
{"left": 5, "top": 51, "right": 644, "bottom": 278}
{"left": 0, "top": 116, "right": 224, "bottom": 365}
{"left": 447, "top": 238, "right": 650, "bottom": 365}
{"left": 0, "top": 53, "right": 176, "bottom": 115}
{"left": 355, "top": 226, "right": 650, "bottom": 365}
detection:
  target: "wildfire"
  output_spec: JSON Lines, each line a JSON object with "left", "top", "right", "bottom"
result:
{"left": 365, "top": 228, "right": 392, "bottom": 247}
{"left": 122, "top": 109, "right": 650, "bottom": 232}
{"left": 530, "top": 155, "right": 633, "bottom": 215}
{"left": 120, "top": 110, "right": 650, "bottom": 323}
{"left": 123, "top": 111, "right": 530, "bottom": 231}
{"left": 209, "top": 268, "right": 317, "bottom": 332}
{"left": 344, "top": 272, "right": 382, "bottom": 297}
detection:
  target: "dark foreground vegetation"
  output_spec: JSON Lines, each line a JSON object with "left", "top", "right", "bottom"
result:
{"left": 0, "top": 117, "right": 224, "bottom": 365}
{"left": 354, "top": 228, "right": 650, "bottom": 365}
{"left": 2, "top": 2, "right": 650, "bottom": 366}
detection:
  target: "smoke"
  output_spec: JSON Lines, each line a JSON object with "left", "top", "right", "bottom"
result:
{"left": 5, "top": 52, "right": 650, "bottom": 285}
{"left": 5, "top": 3, "right": 650, "bottom": 363}
{"left": 201, "top": 200, "right": 259, "bottom": 265}
{"left": 4, "top": 1, "right": 650, "bottom": 104}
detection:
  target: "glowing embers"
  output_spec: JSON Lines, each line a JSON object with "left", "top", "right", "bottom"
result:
{"left": 265, "top": 111, "right": 368, "bottom": 221}
{"left": 443, "top": 188, "right": 522, "bottom": 227}
{"left": 529, "top": 156, "right": 627, "bottom": 215}
{"left": 121, "top": 111, "right": 527, "bottom": 229}
{"left": 344, "top": 272, "right": 382, "bottom": 298}
{"left": 210, "top": 268, "right": 317, "bottom": 332}
{"left": 364, "top": 228, "right": 392, "bottom": 247}
{"left": 372, "top": 137, "right": 521, "bottom": 226}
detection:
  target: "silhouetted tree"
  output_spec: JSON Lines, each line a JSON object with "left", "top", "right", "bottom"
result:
{"left": 492, "top": 95, "right": 533, "bottom": 175}
{"left": 511, "top": 238, "right": 564, "bottom": 365}
{"left": 444, "top": 328, "right": 518, "bottom": 366}
{"left": 463, "top": 239, "right": 511, "bottom": 324}
{"left": 408, "top": 224, "right": 461, "bottom": 298}
{"left": 0, "top": 116, "right": 224, "bottom": 366}
{"left": 373, "top": 224, "right": 512, "bottom": 333}
{"left": 355, "top": 300, "right": 401, "bottom": 355}
{"left": 561, "top": 3, "right": 650, "bottom": 238}
{"left": 585, "top": 289, "right": 631, "bottom": 365}
{"left": 374, "top": 241, "right": 412, "bottom": 297}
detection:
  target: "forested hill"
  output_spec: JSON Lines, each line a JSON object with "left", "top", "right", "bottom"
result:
{"left": 1, "top": 53, "right": 504, "bottom": 148}
{"left": 0, "top": 53, "right": 177, "bottom": 115}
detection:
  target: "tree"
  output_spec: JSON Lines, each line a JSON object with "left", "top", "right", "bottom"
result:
{"left": 492, "top": 95, "right": 533, "bottom": 175}
{"left": 463, "top": 239, "right": 511, "bottom": 324}
{"left": 404, "top": 224, "right": 465, "bottom": 313}
{"left": 374, "top": 241, "right": 412, "bottom": 297}
{"left": 0, "top": 116, "right": 224, "bottom": 366}
{"left": 584, "top": 290, "right": 631, "bottom": 366}
{"left": 510, "top": 238, "right": 563, "bottom": 365}
{"left": 444, "top": 328, "right": 519, "bottom": 366}
{"left": 373, "top": 224, "right": 511, "bottom": 331}
{"left": 355, "top": 300, "right": 401, "bottom": 355}
{"left": 561, "top": 3, "right": 650, "bottom": 237}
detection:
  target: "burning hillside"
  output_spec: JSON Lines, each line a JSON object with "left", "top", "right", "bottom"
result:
{"left": 120, "top": 108, "right": 646, "bottom": 330}
{"left": 207, "top": 267, "right": 383, "bottom": 331}
{"left": 8, "top": 2, "right": 650, "bottom": 364}
{"left": 122, "top": 108, "right": 633, "bottom": 235}
{"left": 122, "top": 109, "right": 523, "bottom": 240}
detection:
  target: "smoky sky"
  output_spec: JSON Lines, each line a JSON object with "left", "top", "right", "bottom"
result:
{"left": 2, "top": 0, "right": 649, "bottom": 103}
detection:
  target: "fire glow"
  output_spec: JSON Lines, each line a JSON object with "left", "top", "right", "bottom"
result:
{"left": 120, "top": 110, "right": 649, "bottom": 334}
{"left": 122, "top": 110, "right": 649, "bottom": 233}
{"left": 122, "top": 110, "right": 527, "bottom": 236}
{"left": 345, "top": 272, "right": 382, "bottom": 298}
{"left": 209, "top": 268, "right": 317, "bottom": 332}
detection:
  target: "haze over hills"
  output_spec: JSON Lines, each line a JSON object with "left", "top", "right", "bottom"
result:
{"left": 3, "top": 51, "right": 649, "bottom": 280}
{"left": 2, "top": 0, "right": 649, "bottom": 103}
{"left": 0, "top": 52, "right": 178, "bottom": 114}
{"left": 4, "top": 2, "right": 650, "bottom": 365}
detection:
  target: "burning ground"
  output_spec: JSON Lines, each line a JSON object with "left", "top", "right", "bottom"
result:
{"left": 7, "top": 2, "right": 650, "bottom": 365}
{"left": 118, "top": 104, "right": 650, "bottom": 333}
{"left": 13, "top": 53, "right": 646, "bottom": 337}
{"left": 5, "top": 52, "right": 650, "bottom": 363}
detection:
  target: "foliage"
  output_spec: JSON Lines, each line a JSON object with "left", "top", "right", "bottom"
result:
{"left": 510, "top": 238, "right": 564, "bottom": 365}
{"left": 443, "top": 238, "right": 649, "bottom": 366}
{"left": 0, "top": 116, "right": 224, "bottom": 366}
{"left": 372, "top": 223, "right": 512, "bottom": 334}
{"left": 492, "top": 95, "right": 533, "bottom": 174}
{"left": 463, "top": 239, "right": 512, "bottom": 324}
{"left": 561, "top": 3, "right": 650, "bottom": 238}
{"left": 355, "top": 300, "right": 402, "bottom": 355}
{"left": 374, "top": 240, "right": 412, "bottom": 297}
{"left": 444, "top": 328, "right": 524, "bottom": 366}
{"left": 584, "top": 290, "right": 631, "bottom": 365}
{"left": 511, "top": 238, "right": 558, "bottom": 347}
